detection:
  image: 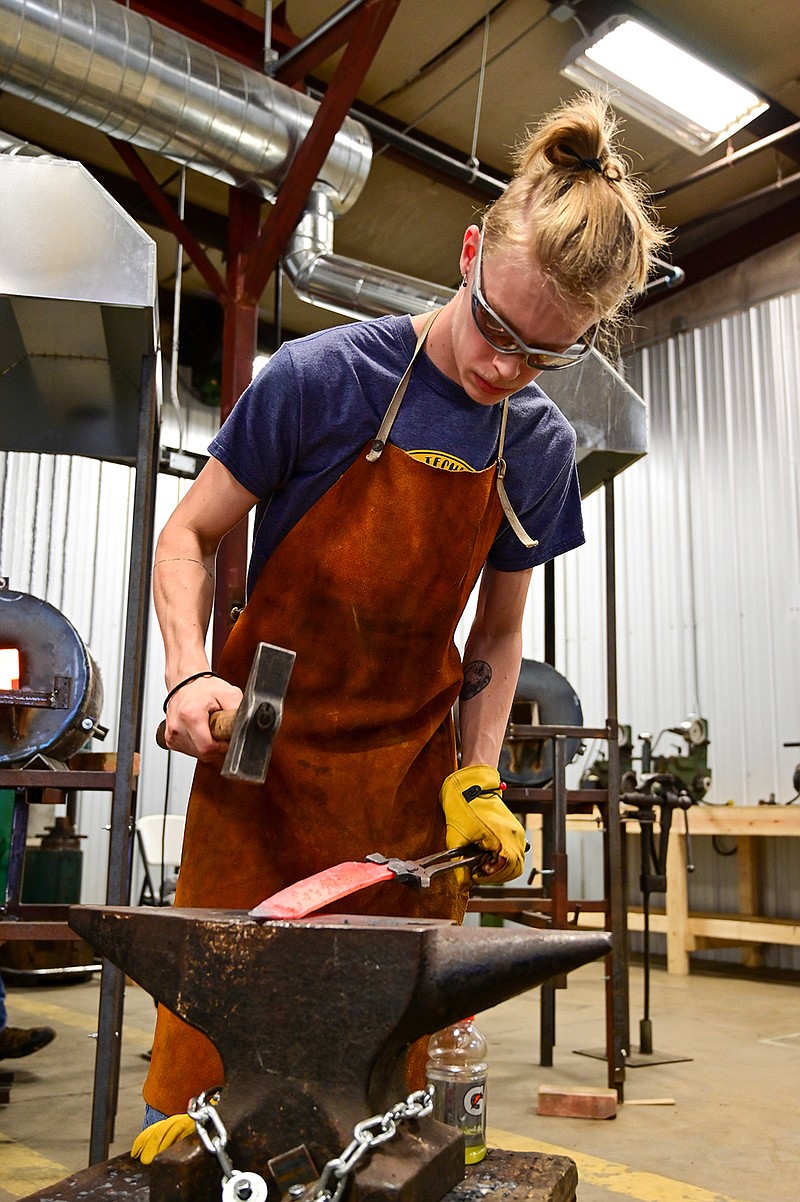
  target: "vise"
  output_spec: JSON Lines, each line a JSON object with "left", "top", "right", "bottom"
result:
{"left": 69, "top": 906, "right": 611, "bottom": 1202}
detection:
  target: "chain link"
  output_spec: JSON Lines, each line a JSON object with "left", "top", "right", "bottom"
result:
{"left": 309, "top": 1088, "right": 434, "bottom": 1202}
{"left": 188, "top": 1089, "right": 236, "bottom": 1181}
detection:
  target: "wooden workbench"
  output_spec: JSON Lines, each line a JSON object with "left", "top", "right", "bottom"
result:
{"left": 572, "top": 805, "right": 800, "bottom": 975}
{"left": 659, "top": 804, "right": 800, "bottom": 974}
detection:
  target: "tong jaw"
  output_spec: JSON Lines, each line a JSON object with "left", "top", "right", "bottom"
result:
{"left": 365, "top": 843, "right": 484, "bottom": 889}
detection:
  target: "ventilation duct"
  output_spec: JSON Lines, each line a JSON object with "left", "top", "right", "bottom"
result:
{"left": 0, "top": 130, "right": 49, "bottom": 157}
{"left": 283, "top": 187, "right": 454, "bottom": 320}
{"left": 0, "top": 2, "right": 650, "bottom": 492}
{"left": 0, "top": 0, "right": 371, "bottom": 214}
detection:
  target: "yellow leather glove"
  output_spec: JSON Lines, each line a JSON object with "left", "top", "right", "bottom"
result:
{"left": 440, "top": 764, "right": 526, "bottom": 884}
{"left": 131, "top": 1112, "right": 196, "bottom": 1164}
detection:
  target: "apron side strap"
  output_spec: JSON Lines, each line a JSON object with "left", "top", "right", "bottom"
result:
{"left": 496, "top": 459, "right": 539, "bottom": 549}
{"left": 366, "top": 310, "right": 440, "bottom": 462}
{"left": 495, "top": 397, "right": 538, "bottom": 550}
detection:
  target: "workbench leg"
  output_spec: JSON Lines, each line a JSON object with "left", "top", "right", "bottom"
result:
{"left": 666, "top": 833, "right": 690, "bottom": 975}
{"left": 737, "top": 835, "right": 762, "bottom": 968}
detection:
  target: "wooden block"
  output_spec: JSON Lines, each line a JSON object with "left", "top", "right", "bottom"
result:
{"left": 537, "top": 1084, "right": 617, "bottom": 1120}
{"left": 67, "top": 751, "right": 140, "bottom": 775}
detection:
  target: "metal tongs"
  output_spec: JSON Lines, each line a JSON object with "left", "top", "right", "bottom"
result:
{"left": 364, "top": 843, "right": 486, "bottom": 889}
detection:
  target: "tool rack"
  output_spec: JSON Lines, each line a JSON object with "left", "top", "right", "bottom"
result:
{"left": 467, "top": 480, "right": 630, "bottom": 1096}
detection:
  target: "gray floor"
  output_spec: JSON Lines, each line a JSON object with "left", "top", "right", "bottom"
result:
{"left": 0, "top": 959, "right": 798, "bottom": 1202}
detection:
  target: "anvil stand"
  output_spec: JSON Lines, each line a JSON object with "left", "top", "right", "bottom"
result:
{"left": 574, "top": 784, "right": 694, "bottom": 1069}
{"left": 623, "top": 785, "right": 693, "bottom": 1067}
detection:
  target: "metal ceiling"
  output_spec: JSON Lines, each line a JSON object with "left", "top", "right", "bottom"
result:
{"left": 0, "top": 0, "right": 798, "bottom": 344}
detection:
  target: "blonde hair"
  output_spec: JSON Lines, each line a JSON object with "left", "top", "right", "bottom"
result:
{"left": 483, "top": 92, "right": 668, "bottom": 331}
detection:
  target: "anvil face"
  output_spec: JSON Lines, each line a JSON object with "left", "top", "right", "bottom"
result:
{"left": 71, "top": 906, "right": 610, "bottom": 1202}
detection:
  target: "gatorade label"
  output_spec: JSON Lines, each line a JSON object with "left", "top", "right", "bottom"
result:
{"left": 432, "top": 1078, "right": 487, "bottom": 1129}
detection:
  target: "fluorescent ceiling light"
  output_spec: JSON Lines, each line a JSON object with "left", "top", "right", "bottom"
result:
{"left": 560, "top": 16, "right": 768, "bottom": 155}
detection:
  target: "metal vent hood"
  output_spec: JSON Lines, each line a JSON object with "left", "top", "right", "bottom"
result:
{"left": 545, "top": 352, "right": 647, "bottom": 496}
{"left": 0, "top": 153, "right": 158, "bottom": 462}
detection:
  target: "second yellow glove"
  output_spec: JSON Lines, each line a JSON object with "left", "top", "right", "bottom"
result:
{"left": 131, "top": 1112, "right": 196, "bottom": 1164}
{"left": 440, "top": 764, "right": 526, "bottom": 884}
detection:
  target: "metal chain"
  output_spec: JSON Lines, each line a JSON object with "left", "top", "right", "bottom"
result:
{"left": 189, "top": 1086, "right": 433, "bottom": 1202}
{"left": 305, "top": 1087, "right": 434, "bottom": 1202}
{"left": 188, "top": 1089, "right": 235, "bottom": 1180}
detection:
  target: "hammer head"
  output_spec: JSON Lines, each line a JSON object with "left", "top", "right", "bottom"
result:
{"left": 222, "top": 642, "right": 295, "bottom": 783}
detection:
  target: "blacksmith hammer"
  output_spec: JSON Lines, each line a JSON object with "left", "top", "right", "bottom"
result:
{"left": 157, "top": 642, "right": 295, "bottom": 784}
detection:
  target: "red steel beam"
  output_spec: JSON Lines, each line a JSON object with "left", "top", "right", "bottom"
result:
{"left": 128, "top": 0, "right": 296, "bottom": 69}
{"left": 109, "top": 138, "right": 228, "bottom": 303}
{"left": 242, "top": 0, "right": 402, "bottom": 305}
{"left": 212, "top": 188, "right": 263, "bottom": 663}
{"left": 273, "top": 0, "right": 374, "bottom": 89}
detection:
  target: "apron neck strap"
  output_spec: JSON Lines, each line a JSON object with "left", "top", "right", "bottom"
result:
{"left": 366, "top": 310, "right": 538, "bottom": 551}
{"left": 366, "top": 310, "right": 439, "bottom": 462}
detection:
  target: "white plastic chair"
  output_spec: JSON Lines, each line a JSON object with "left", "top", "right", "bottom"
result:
{"left": 135, "top": 813, "right": 186, "bottom": 905}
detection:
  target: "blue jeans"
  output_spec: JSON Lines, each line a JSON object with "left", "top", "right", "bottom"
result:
{"left": 143, "top": 1103, "right": 168, "bottom": 1128}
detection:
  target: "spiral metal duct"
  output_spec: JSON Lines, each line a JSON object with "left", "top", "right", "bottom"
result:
{"left": 0, "top": 0, "right": 371, "bottom": 214}
{"left": 283, "top": 186, "right": 455, "bottom": 320}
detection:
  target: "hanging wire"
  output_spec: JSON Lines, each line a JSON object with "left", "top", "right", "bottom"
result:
{"left": 375, "top": 0, "right": 511, "bottom": 106}
{"left": 169, "top": 166, "right": 188, "bottom": 452}
{"left": 58, "top": 458, "right": 73, "bottom": 612}
{"left": 375, "top": 11, "right": 549, "bottom": 156}
{"left": 467, "top": 0, "right": 492, "bottom": 174}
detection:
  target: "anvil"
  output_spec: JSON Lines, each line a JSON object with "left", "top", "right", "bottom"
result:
{"left": 71, "top": 906, "right": 611, "bottom": 1202}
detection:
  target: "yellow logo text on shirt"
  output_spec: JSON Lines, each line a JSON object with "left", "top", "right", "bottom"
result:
{"left": 407, "top": 450, "right": 475, "bottom": 473}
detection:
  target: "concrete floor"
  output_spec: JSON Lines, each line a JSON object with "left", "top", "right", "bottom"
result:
{"left": 0, "top": 959, "right": 797, "bottom": 1202}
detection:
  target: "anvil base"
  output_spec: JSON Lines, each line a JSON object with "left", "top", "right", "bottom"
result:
{"left": 18, "top": 1148, "right": 578, "bottom": 1202}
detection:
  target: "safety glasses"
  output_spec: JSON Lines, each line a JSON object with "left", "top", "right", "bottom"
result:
{"left": 471, "top": 231, "right": 594, "bottom": 370}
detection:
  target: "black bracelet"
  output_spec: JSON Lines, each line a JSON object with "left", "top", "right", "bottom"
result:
{"left": 163, "top": 671, "right": 219, "bottom": 713}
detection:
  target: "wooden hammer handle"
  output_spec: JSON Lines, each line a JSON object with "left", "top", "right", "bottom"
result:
{"left": 156, "top": 708, "right": 237, "bottom": 750}
{"left": 208, "top": 709, "right": 236, "bottom": 741}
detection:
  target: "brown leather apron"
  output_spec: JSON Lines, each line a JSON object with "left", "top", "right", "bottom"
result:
{"left": 144, "top": 316, "right": 507, "bottom": 1115}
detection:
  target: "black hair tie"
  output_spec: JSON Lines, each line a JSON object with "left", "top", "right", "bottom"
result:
{"left": 562, "top": 144, "right": 604, "bottom": 175}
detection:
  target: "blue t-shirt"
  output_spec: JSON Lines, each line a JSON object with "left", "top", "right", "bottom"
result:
{"left": 210, "top": 315, "right": 585, "bottom": 596}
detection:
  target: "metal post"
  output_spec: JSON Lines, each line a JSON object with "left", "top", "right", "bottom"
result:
{"left": 544, "top": 559, "right": 555, "bottom": 666}
{"left": 539, "top": 552, "right": 557, "bottom": 1063}
{"left": 89, "top": 351, "right": 160, "bottom": 1164}
{"left": 603, "top": 478, "right": 629, "bottom": 1096}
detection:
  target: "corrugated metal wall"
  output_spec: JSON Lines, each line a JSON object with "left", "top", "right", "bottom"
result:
{"left": 2, "top": 264, "right": 798, "bottom": 968}
{"left": 556, "top": 287, "right": 800, "bottom": 969}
